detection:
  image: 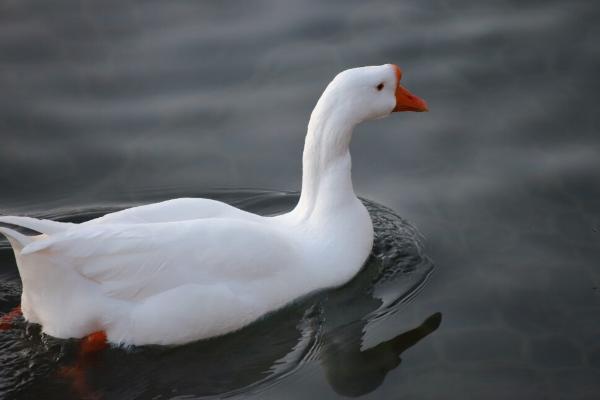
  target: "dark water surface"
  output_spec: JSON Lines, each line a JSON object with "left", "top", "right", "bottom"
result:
{"left": 1, "top": 0, "right": 599, "bottom": 399}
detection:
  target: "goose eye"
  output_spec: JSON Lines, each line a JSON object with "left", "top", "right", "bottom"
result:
{"left": 376, "top": 83, "right": 384, "bottom": 91}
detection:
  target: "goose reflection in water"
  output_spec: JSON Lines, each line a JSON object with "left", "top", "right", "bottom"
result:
{"left": 1, "top": 193, "right": 439, "bottom": 399}
{"left": 322, "top": 312, "right": 441, "bottom": 397}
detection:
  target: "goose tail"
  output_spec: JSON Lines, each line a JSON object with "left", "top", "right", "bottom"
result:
{"left": 0, "top": 216, "right": 73, "bottom": 235}
{"left": 0, "top": 226, "right": 34, "bottom": 250}
{"left": 0, "top": 216, "right": 73, "bottom": 251}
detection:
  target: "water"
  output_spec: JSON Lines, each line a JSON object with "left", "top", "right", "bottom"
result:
{"left": 1, "top": 0, "right": 599, "bottom": 398}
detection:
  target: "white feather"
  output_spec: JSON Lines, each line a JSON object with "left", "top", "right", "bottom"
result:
{"left": 0, "top": 226, "right": 34, "bottom": 249}
{"left": 0, "top": 216, "right": 72, "bottom": 234}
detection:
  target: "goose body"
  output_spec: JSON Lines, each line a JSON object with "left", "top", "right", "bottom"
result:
{"left": 0, "top": 64, "right": 427, "bottom": 345}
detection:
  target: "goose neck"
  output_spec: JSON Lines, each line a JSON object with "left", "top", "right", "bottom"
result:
{"left": 293, "top": 108, "right": 358, "bottom": 220}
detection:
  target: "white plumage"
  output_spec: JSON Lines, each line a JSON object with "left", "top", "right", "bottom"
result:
{"left": 0, "top": 64, "right": 427, "bottom": 345}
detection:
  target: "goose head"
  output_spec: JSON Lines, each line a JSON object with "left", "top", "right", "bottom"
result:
{"left": 296, "top": 64, "right": 428, "bottom": 219}
{"left": 314, "top": 64, "right": 428, "bottom": 126}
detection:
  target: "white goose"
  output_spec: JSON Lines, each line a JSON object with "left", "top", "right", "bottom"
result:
{"left": 0, "top": 64, "right": 427, "bottom": 346}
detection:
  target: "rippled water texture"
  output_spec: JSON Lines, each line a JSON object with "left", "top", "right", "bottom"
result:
{"left": 1, "top": 0, "right": 599, "bottom": 399}
{"left": 0, "top": 192, "right": 437, "bottom": 399}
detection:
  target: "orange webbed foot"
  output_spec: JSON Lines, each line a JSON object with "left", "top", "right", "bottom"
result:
{"left": 0, "top": 305, "right": 22, "bottom": 331}
{"left": 80, "top": 330, "right": 108, "bottom": 356}
{"left": 58, "top": 330, "right": 108, "bottom": 400}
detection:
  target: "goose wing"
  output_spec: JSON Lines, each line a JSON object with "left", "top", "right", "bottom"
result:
{"left": 86, "top": 198, "right": 256, "bottom": 225}
{"left": 22, "top": 218, "right": 296, "bottom": 301}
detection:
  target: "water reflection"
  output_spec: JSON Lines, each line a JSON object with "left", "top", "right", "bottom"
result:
{"left": 322, "top": 313, "right": 441, "bottom": 398}
{"left": 1, "top": 192, "right": 437, "bottom": 399}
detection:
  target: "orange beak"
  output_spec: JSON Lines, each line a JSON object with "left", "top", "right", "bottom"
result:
{"left": 392, "top": 65, "right": 428, "bottom": 112}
